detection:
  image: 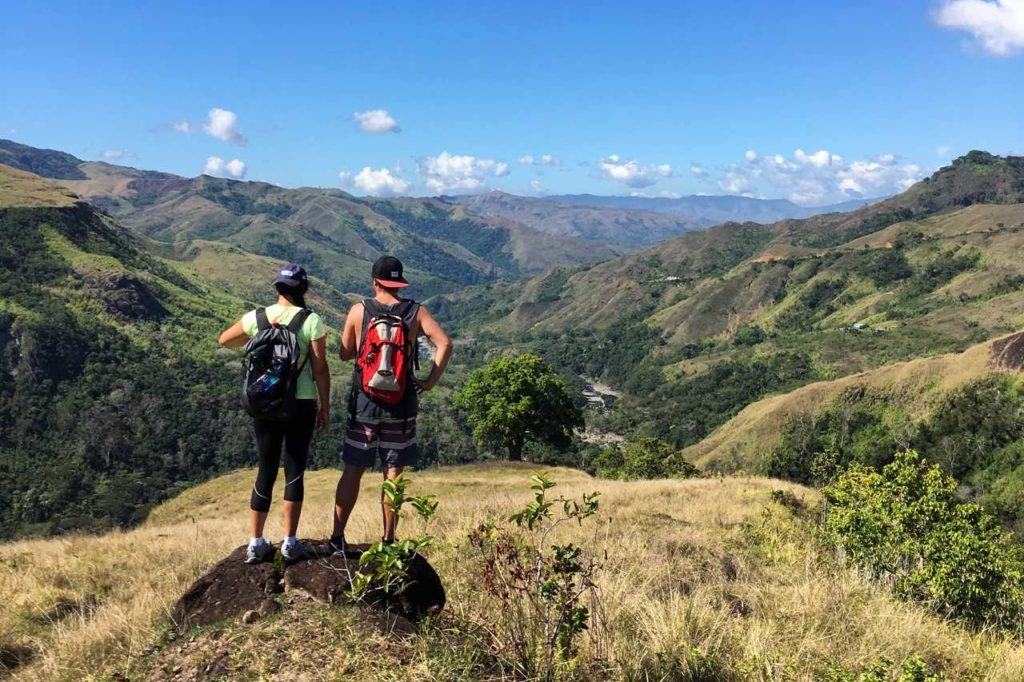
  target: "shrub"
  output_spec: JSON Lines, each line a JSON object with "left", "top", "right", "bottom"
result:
{"left": 822, "top": 450, "right": 1024, "bottom": 634}
{"left": 594, "top": 438, "right": 699, "bottom": 480}
{"left": 466, "top": 473, "right": 602, "bottom": 680}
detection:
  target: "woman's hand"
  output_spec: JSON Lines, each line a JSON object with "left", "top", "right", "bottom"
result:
{"left": 414, "top": 378, "right": 435, "bottom": 394}
{"left": 316, "top": 406, "right": 331, "bottom": 430}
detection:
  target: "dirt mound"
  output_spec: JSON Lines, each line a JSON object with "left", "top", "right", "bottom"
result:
{"left": 991, "top": 331, "right": 1024, "bottom": 371}
{"left": 170, "top": 541, "right": 445, "bottom": 635}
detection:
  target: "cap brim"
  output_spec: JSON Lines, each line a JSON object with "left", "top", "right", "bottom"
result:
{"left": 274, "top": 277, "right": 303, "bottom": 287}
{"left": 375, "top": 278, "right": 409, "bottom": 288}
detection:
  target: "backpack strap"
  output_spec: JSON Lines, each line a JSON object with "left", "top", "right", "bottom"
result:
{"left": 255, "top": 307, "right": 270, "bottom": 331}
{"left": 286, "top": 308, "right": 311, "bottom": 334}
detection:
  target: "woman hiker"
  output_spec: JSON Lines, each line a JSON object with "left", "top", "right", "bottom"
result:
{"left": 218, "top": 263, "right": 331, "bottom": 563}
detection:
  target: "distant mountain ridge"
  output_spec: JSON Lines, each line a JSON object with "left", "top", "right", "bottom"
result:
{"left": 545, "top": 192, "right": 879, "bottom": 223}
{"left": 0, "top": 139, "right": 621, "bottom": 297}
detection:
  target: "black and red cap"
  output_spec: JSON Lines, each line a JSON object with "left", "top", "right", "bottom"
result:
{"left": 372, "top": 255, "right": 409, "bottom": 288}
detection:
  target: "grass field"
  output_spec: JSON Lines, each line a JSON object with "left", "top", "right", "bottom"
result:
{"left": 3, "top": 464, "right": 1024, "bottom": 680}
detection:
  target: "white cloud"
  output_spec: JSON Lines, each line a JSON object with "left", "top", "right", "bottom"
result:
{"left": 172, "top": 108, "right": 247, "bottom": 144}
{"left": 339, "top": 166, "right": 409, "bottom": 196}
{"left": 937, "top": 145, "right": 953, "bottom": 156}
{"left": 519, "top": 153, "right": 561, "bottom": 166}
{"left": 529, "top": 179, "right": 546, "bottom": 195}
{"left": 935, "top": 0, "right": 1024, "bottom": 55}
{"left": 353, "top": 109, "right": 401, "bottom": 134}
{"left": 598, "top": 154, "right": 673, "bottom": 188}
{"left": 690, "top": 163, "right": 708, "bottom": 179}
{"left": 203, "top": 156, "right": 247, "bottom": 179}
{"left": 744, "top": 149, "right": 758, "bottom": 162}
{"left": 102, "top": 149, "right": 135, "bottom": 160}
{"left": 417, "top": 152, "right": 510, "bottom": 194}
{"left": 708, "top": 148, "right": 925, "bottom": 205}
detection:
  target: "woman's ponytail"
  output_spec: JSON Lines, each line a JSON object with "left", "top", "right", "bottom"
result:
{"left": 275, "top": 282, "right": 309, "bottom": 309}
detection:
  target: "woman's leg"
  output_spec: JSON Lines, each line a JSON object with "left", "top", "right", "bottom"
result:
{"left": 281, "top": 402, "right": 316, "bottom": 537}
{"left": 251, "top": 418, "right": 284, "bottom": 538}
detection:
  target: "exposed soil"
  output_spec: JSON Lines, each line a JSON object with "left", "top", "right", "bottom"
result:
{"left": 169, "top": 541, "right": 445, "bottom": 635}
{"left": 991, "top": 331, "right": 1024, "bottom": 371}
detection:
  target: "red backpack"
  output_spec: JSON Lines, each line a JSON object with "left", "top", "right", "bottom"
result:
{"left": 356, "top": 299, "right": 419, "bottom": 405}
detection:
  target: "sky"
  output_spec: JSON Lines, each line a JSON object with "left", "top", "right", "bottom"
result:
{"left": 1, "top": 0, "right": 1023, "bottom": 205}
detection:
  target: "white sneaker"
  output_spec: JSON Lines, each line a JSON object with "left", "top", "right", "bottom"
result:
{"left": 245, "top": 539, "right": 275, "bottom": 564}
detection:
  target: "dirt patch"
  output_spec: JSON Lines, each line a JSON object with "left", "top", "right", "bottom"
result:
{"left": 991, "top": 331, "right": 1024, "bottom": 371}
{"left": 170, "top": 541, "right": 445, "bottom": 635}
{"left": 0, "top": 641, "right": 36, "bottom": 676}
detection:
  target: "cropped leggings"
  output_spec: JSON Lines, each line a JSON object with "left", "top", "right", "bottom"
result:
{"left": 250, "top": 400, "right": 317, "bottom": 513}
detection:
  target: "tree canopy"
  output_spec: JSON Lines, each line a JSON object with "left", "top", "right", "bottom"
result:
{"left": 453, "top": 354, "right": 583, "bottom": 461}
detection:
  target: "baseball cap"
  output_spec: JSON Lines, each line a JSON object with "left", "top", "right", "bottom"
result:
{"left": 273, "top": 263, "right": 308, "bottom": 288}
{"left": 372, "top": 255, "right": 409, "bottom": 288}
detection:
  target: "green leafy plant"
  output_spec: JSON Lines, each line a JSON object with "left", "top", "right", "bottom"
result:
{"left": 822, "top": 450, "right": 1024, "bottom": 634}
{"left": 467, "top": 473, "right": 602, "bottom": 680}
{"left": 351, "top": 475, "right": 438, "bottom": 599}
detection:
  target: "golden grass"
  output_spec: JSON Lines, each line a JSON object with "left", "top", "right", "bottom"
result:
{"left": 4, "top": 464, "right": 1024, "bottom": 679}
{"left": 0, "top": 165, "right": 78, "bottom": 208}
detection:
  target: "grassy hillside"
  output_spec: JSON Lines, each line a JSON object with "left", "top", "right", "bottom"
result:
{"left": 0, "top": 139, "right": 620, "bottom": 297}
{"left": 5, "top": 464, "right": 1024, "bottom": 680}
{"left": 683, "top": 329, "right": 1018, "bottom": 472}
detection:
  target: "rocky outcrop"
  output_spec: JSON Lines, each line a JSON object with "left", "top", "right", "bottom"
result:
{"left": 170, "top": 542, "right": 445, "bottom": 635}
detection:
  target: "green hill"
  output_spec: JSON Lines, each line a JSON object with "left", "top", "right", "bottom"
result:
{"left": 0, "top": 139, "right": 619, "bottom": 299}
{"left": 497, "top": 153, "right": 1024, "bottom": 455}
{"left": 0, "top": 164, "right": 350, "bottom": 537}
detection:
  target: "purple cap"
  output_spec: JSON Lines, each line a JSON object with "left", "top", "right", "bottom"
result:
{"left": 273, "top": 263, "right": 308, "bottom": 288}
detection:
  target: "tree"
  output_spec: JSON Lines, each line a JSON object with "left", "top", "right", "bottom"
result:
{"left": 453, "top": 354, "right": 583, "bottom": 461}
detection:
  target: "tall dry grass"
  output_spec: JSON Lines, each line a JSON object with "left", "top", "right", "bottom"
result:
{"left": 2, "top": 464, "right": 1024, "bottom": 680}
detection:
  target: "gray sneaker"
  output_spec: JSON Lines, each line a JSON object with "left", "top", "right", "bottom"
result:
{"left": 245, "top": 539, "right": 275, "bottom": 564}
{"left": 280, "top": 539, "right": 311, "bottom": 563}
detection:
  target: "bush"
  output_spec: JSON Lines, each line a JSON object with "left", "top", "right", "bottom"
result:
{"left": 822, "top": 450, "right": 1024, "bottom": 634}
{"left": 594, "top": 438, "right": 699, "bottom": 480}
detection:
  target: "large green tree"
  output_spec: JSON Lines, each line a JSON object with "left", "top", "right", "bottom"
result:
{"left": 453, "top": 354, "right": 583, "bottom": 461}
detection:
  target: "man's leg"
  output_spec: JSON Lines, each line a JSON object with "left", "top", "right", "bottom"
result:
{"left": 381, "top": 466, "right": 404, "bottom": 542}
{"left": 333, "top": 463, "right": 367, "bottom": 538}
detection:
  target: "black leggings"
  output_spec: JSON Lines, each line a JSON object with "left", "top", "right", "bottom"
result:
{"left": 250, "top": 400, "right": 317, "bottom": 513}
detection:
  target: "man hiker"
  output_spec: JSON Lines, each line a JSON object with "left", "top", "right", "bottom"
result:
{"left": 329, "top": 255, "right": 452, "bottom": 553}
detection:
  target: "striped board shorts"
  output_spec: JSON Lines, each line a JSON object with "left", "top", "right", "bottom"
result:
{"left": 342, "top": 389, "right": 419, "bottom": 469}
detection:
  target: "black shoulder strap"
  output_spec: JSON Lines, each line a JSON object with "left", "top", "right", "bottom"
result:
{"left": 256, "top": 308, "right": 270, "bottom": 331}
{"left": 286, "top": 308, "right": 311, "bottom": 334}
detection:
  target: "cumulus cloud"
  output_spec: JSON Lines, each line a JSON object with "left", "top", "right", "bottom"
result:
{"left": 529, "top": 179, "right": 546, "bottom": 195}
{"left": 598, "top": 154, "right": 673, "bottom": 189}
{"left": 353, "top": 109, "right": 401, "bottom": 133}
{"left": 102, "top": 149, "right": 135, "bottom": 160}
{"left": 708, "top": 148, "right": 925, "bottom": 205}
{"left": 935, "top": 0, "right": 1024, "bottom": 55}
{"left": 417, "top": 152, "right": 510, "bottom": 194}
{"left": 338, "top": 166, "right": 409, "bottom": 196}
{"left": 519, "top": 153, "right": 561, "bottom": 166}
{"left": 690, "top": 163, "right": 708, "bottom": 179}
{"left": 172, "top": 108, "right": 247, "bottom": 144}
{"left": 203, "top": 156, "right": 247, "bottom": 179}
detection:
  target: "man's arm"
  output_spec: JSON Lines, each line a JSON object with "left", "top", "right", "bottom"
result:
{"left": 415, "top": 306, "right": 452, "bottom": 392}
{"left": 218, "top": 319, "right": 249, "bottom": 348}
{"left": 310, "top": 335, "right": 331, "bottom": 429}
{"left": 339, "top": 303, "right": 363, "bottom": 361}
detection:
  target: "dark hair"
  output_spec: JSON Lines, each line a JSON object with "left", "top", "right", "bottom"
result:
{"left": 275, "top": 281, "right": 308, "bottom": 309}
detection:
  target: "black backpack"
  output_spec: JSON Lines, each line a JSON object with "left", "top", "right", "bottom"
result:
{"left": 241, "top": 308, "right": 311, "bottom": 421}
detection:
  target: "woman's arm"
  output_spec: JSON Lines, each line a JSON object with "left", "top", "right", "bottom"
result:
{"left": 309, "top": 335, "right": 331, "bottom": 429}
{"left": 218, "top": 320, "right": 249, "bottom": 348}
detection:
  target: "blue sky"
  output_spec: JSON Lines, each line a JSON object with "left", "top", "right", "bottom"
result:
{"left": 1, "top": 0, "right": 1022, "bottom": 204}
